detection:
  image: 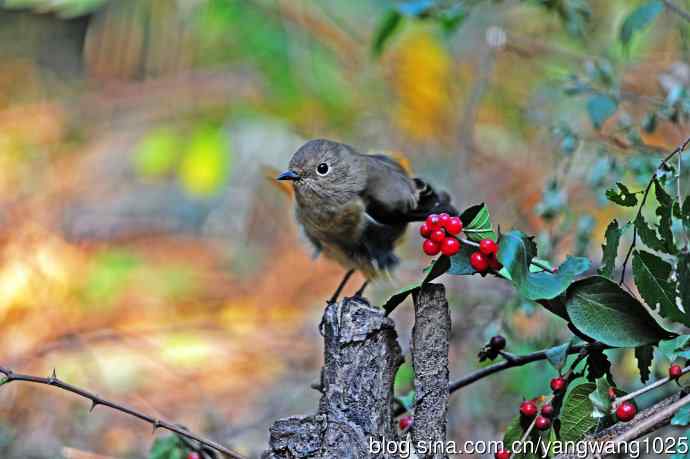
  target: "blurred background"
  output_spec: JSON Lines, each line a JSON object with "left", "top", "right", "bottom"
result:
{"left": 0, "top": 0, "right": 688, "bottom": 457}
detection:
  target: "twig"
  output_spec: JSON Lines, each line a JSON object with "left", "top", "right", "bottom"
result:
{"left": 613, "top": 365, "right": 690, "bottom": 408}
{"left": 619, "top": 136, "right": 690, "bottom": 285}
{"left": 610, "top": 393, "right": 690, "bottom": 446}
{"left": 662, "top": 0, "right": 690, "bottom": 22}
{"left": 0, "top": 366, "right": 246, "bottom": 459}
{"left": 510, "top": 417, "right": 537, "bottom": 459}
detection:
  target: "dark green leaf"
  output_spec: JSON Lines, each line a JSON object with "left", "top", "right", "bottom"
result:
{"left": 681, "top": 197, "right": 690, "bottom": 234}
{"left": 635, "top": 345, "right": 654, "bottom": 383}
{"left": 678, "top": 252, "right": 690, "bottom": 324}
{"left": 372, "top": 10, "right": 402, "bottom": 57}
{"left": 538, "top": 295, "right": 570, "bottom": 321}
{"left": 545, "top": 342, "right": 571, "bottom": 371}
{"left": 606, "top": 183, "right": 638, "bottom": 207}
{"left": 672, "top": 405, "right": 690, "bottom": 427}
{"left": 599, "top": 220, "right": 622, "bottom": 278}
{"left": 587, "top": 94, "right": 618, "bottom": 129}
{"left": 560, "top": 383, "right": 597, "bottom": 441}
{"left": 586, "top": 349, "right": 612, "bottom": 382}
{"left": 635, "top": 213, "right": 667, "bottom": 252}
{"left": 654, "top": 178, "right": 677, "bottom": 254}
{"left": 633, "top": 250, "right": 688, "bottom": 326}
{"left": 620, "top": 0, "right": 663, "bottom": 46}
{"left": 565, "top": 276, "right": 674, "bottom": 347}
{"left": 498, "top": 231, "right": 590, "bottom": 301}
{"left": 448, "top": 243, "right": 479, "bottom": 275}
{"left": 460, "top": 203, "right": 496, "bottom": 242}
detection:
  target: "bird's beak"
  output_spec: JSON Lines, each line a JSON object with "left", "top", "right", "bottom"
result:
{"left": 276, "top": 170, "right": 301, "bottom": 181}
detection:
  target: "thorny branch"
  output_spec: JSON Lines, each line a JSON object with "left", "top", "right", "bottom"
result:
{"left": 0, "top": 366, "right": 246, "bottom": 459}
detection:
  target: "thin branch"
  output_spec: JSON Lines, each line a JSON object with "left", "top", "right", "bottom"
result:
{"left": 613, "top": 365, "right": 690, "bottom": 408}
{"left": 662, "top": 0, "right": 690, "bottom": 22}
{"left": 0, "top": 366, "right": 246, "bottom": 459}
{"left": 611, "top": 393, "right": 690, "bottom": 445}
{"left": 619, "top": 136, "right": 690, "bottom": 285}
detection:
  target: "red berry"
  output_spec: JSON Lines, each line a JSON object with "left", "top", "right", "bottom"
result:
{"left": 438, "top": 213, "right": 451, "bottom": 228}
{"left": 519, "top": 400, "right": 538, "bottom": 418}
{"left": 430, "top": 229, "right": 446, "bottom": 243}
{"left": 419, "top": 223, "right": 432, "bottom": 238}
{"left": 534, "top": 415, "right": 552, "bottom": 431}
{"left": 398, "top": 415, "right": 413, "bottom": 430}
{"left": 445, "top": 216, "right": 463, "bottom": 235}
{"left": 479, "top": 239, "right": 498, "bottom": 257}
{"left": 470, "top": 251, "right": 489, "bottom": 272}
{"left": 423, "top": 239, "right": 441, "bottom": 256}
{"left": 550, "top": 376, "right": 567, "bottom": 393}
{"left": 187, "top": 453, "right": 200, "bottom": 459}
{"left": 616, "top": 401, "right": 637, "bottom": 422}
{"left": 489, "top": 256, "right": 502, "bottom": 271}
{"left": 426, "top": 214, "right": 441, "bottom": 230}
{"left": 670, "top": 364, "right": 683, "bottom": 379}
{"left": 495, "top": 450, "right": 511, "bottom": 459}
{"left": 541, "top": 404, "right": 554, "bottom": 418}
{"left": 441, "top": 237, "right": 460, "bottom": 256}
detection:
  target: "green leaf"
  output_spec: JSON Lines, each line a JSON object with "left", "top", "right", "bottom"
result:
{"left": 659, "top": 335, "right": 690, "bottom": 362}
{"left": 545, "top": 341, "right": 571, "bottom": 371}
{"left": 672, "top": 405, "right": 690, "bottom": 427}
{"left": 560, "top": 383, "right": 597, "bottom": 441}
{"left": 448, "top": 243, "right": 479, "bottom": 275}
{"left": 148, "top": 435, "right": 182, "bottom": 459}
{"left": 599, "top": 220, "right": 622, "bottom": 278}
{"left": 565, "top": 276, "right": 674, "bottom": 347}
{"left": 635, "top": 345, "right": 654, "bottom": 384}
{"left": 633, "top": 250, "right": 688, "bottom": 326}
{"left": 619, "top": 0, "right": 663, "bottom": 46}
{"left": 394, "top": 362, "right": 414, "bottom": 394}
{"left": 460, "top": 203, "right": 496, "bottom": 242}
{"left": 588, "top": 378, "right": 613, "bottom": 418}
{"left": 382, "top": 256, "right": 450, "bottom": 314}
{"left": 654, "top": 178, "right": 677, "bottom": 255}
{"left": 677, "top": 252, "right": 690, "bottom": 323}
{"left": 498, "top": 231, "right": 590, "bottom": 301}
{"left": 606, "top": 183, "right": 639, "bottom": 207}
{"left": 372, "top": 10, "right": 402, "bottom": 57}
{"left": 587, "top": 94, "right": 618, "bottom": 130}
{"left": 635, "top": 213, "right": 667, "bottom": 252}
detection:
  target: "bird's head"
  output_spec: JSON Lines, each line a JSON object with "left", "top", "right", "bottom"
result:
{"left": 277, "top": 139, "right": 366, "bottom": 200}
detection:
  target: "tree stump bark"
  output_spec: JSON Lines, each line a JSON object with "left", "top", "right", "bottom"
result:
{"left": 411, "top": 284, "right": 450, "bottom": 459}
{"left": 262, "top": 297, "right": 404, "bottom": 459}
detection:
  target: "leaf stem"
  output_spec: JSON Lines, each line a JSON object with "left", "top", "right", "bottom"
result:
{"left": 618, "top": 136, "right": 690, "bottom": 285}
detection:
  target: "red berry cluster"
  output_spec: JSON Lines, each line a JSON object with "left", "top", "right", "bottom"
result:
{"left": 470, "top": 239, "right": 501, "bottom": 273}
{"left": 519, "top": 399, "right": 554, "bottom": 431}
{"left": 420, "top": 213, "right": 463, "bottom": 256}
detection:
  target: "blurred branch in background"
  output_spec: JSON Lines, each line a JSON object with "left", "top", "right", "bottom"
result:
{"left": 0, "top": 366, "right": 246, "bottom": 459}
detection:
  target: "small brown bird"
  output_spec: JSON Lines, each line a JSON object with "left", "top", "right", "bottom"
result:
{"left": 277, "top": 139, "right": 456, "bottom": 302}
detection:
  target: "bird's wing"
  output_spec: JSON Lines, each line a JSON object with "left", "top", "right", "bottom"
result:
{"left": 361, "top": 154, "right": 418, "bottom": 225}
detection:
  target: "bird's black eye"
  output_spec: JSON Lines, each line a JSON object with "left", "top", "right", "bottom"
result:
{"left": 316, "top": 163, "right": 329, "bottom": 176}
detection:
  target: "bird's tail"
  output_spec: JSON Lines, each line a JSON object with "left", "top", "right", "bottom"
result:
{"left": 407, "top": 178, "right": 458, "bottom": 221}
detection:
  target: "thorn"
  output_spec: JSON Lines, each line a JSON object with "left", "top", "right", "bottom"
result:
{"left": 152, "top": 419, "right": 161, "bottom": 433}
{"left": 49, "top": 369, "right": 57, "bottom": 384}
{"left": 89, "top": 400, "right": 99, "bottom": 413}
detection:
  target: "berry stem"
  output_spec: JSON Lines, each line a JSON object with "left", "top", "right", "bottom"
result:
{"left": 511, "top": 417, "right": 538, "bottom": 459}
{"left": 613, "top": 365, "right": 690, "bottom": 409}
{"left": 457, "top": 237, "right": 555, "bottom": 273}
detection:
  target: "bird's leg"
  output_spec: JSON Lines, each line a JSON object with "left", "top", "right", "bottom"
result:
{"left": 353, "top": 280, "right": 369, "bottom": 299}
{"left": 328, "top": 269, "right": 355, "bottom": 304}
